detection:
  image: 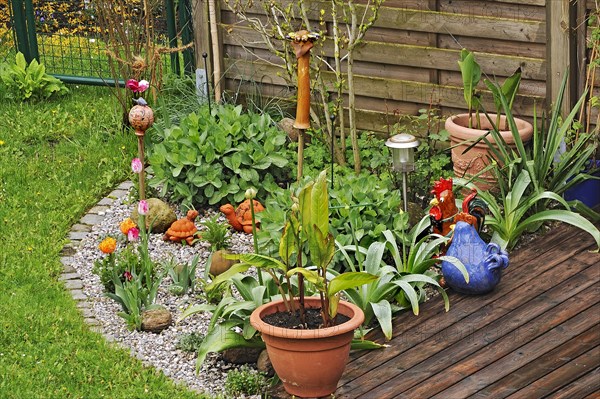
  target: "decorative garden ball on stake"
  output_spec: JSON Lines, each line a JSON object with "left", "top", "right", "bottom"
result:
{"left": 128, "top": 97, "right": 154, "bottom": 200}
{"left": 286, "top": 30, "right": 320, "bottom": 180}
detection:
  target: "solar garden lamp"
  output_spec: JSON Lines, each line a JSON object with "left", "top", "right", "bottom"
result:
{"left": 286, "top": 30, "right": 320, "bottom": 181}
{"left": 128, "top": 98, "right": 154, "bottom": 200}
{"left": 385, "top": 133, "right": 420, "bottom": 212}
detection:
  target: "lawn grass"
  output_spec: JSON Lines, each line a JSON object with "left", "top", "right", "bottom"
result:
{"left": 0, "top": 85, "right": 210, "bottom": 399}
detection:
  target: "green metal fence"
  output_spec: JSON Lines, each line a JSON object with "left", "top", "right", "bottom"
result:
{"left": 6, "top": 0, "right": 194, "bottom": 86}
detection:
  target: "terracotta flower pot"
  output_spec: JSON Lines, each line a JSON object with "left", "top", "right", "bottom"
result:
{"left": 446, "top": 113, "right": 533, "bottom": 190}
{"left": 250, "top": 297, "right": 364, "bottom": 398}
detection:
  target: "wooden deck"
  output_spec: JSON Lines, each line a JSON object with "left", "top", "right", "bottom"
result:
{"left": 272, "top": 223, "right": 600, "bottom": 398}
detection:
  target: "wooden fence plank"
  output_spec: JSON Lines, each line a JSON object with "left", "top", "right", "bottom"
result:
{"left": 222, "top": 25, "right": 547, "bottom": 80}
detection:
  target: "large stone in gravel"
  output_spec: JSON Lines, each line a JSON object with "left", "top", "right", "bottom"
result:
{"left": 222, "top": 347, "right": 263, "bottom": 364}
{"left": 131, "top": 198, "right": 177, "bottom": 233}
{"left": 257, "top": 349, "right": 274, "bottom": 377}
{"left": 141, "top": 307, "right": 172, "bottom": 333}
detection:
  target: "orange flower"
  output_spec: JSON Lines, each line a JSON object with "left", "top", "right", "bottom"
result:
{"left": 99, "top": 237, "right": 117, "bottom": 254}
{"left": 119, "top": 218, "right": 137, "bottom": 235}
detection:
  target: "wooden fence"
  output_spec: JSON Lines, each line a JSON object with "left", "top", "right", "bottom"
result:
{"left": 192, "top": 0, "right": 598, "bottom": 134}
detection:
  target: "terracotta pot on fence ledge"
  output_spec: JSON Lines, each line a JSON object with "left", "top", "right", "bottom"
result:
{"left": 250, "top": 297, "right": 364, "bottom": 398}
{"left": 446, "top": 113, "right": 533, "bottom": 191}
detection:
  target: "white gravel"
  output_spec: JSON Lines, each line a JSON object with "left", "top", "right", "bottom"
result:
{"left": 70, "top": 192, "right": 256, "bottom": 396}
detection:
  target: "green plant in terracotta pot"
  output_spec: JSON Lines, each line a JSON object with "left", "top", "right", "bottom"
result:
{"left": 232, "top": 170, "right": 378, "bottom": 398}
{"left": 447, "top": 48, "right": 533, "bottom": 189}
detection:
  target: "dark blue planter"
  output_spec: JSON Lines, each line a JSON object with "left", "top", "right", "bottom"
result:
{"left": 564, "top": 160, "right": 600, "bottom": 209}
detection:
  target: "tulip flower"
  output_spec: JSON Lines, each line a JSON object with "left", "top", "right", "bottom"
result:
{"left": 98, "top": 237, "right": 117, "bottom": 254}
{"left": 127, "top": 227, "right": 140, "bottom": 242}
{"left": 120, "top": 218, "right": 137, "bottom": 235}
{"left": 138, "top": 200, "right": 149, "bottom": 215}
{"left": 123, "top": 271, "right": 133, "bottom": 282}
{"left": 125, "top": 79, "right": 150, "bottom": 94}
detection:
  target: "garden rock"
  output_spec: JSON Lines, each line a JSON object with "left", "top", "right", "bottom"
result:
{"left": 141, "top": 307, "right": 173, "bottom": 333}
{"left": 256, "top": 350, "right": 274, "bottom": 377}
{"left": 222, "top": 347, "right": 263, "bottom": 364}
{"left": 131, "top": 198, "right": 176, "bottom": 233}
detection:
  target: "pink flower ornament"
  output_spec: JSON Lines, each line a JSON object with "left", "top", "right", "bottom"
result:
{"left": 138, "top": 200, "right": 149, "bottom": 215}
{"left": 125, "top": 79, "right": 150, "bottom": 94}
{"left": 131, "top": 158, "right": 143, "bottom": 174}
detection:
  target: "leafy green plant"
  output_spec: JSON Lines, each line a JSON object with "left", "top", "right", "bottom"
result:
{"left": 484, "top": 74, "right": 598, "bottom": 212}
{"left": 148, "top": 103, "right": 292, "bottom": 208}
{"left": 200, "top": 215, "right": 230, "bottom": 250}
{"left": 225, "top": 365, "right": 269, "bottom": 397}
{"left": 0, "top": 52, "right": 68, "bottom": 101}
{"left": 180, "top": 273, "right": 277, "bottom": 368}
{"left": 166, "top": 255, "right": 199, "bottom": 296}
{"left": 176, "top": 332, "right": 206, "bottom": 353}
{"left": 458, "top": 48, "right": 521, "bottom": 129}
{"left": 470, "top": 168, "right": 600, "bottom": 251}
{"left": 458, "top": 48, "right": 482, "bottom": 127}
{"left": 337, "top": 215, "right": 468, "bottom": 340}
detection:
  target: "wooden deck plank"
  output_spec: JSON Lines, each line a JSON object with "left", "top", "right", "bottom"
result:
{"left": 369, "top": 262, "right": 600, "bottom": 398}
{"left": 337, "top": 228, "right": 597, "bottom": 397}
{"left": 430, "top": 299, "right": 600, "bottom": 397}
{"left": 360, "top": 286, "right": 600, "bottom": 398}
{"left": 505, "top": 346, "right": 600, "bottom": 399}
{"left": 472, "top": 326, "right": 600, "bottom": 398}
{"left": 339, "top": 256, "right": 598, "bottom": 398}
{"left": 404, "top": 302, "right": 600, "bottom": 398}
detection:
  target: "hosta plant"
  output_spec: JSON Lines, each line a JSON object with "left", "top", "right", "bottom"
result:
{"left": 336, "top": 215, "right": 468, "bottom": 340}
{"left": 0, "top": 52, "right": 68, "bottom": 101}
{"left": 148, "top": 104, "right": 292, "bottom": 207}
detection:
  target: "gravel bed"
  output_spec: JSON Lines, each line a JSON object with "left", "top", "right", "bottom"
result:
{"left": 71, "top": 192, "right": 256, "bottom": 396}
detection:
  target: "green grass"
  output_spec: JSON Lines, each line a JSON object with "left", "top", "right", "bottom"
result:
{"left": 0, "top": 85, "right": 211, "bottom": 399}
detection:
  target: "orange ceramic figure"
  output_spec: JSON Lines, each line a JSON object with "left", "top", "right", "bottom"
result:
{"left": 220, "top": 199, "right": 265, "bottom": 234}
{"left": 163, "top": 210, "right": 199, "bottom": 245}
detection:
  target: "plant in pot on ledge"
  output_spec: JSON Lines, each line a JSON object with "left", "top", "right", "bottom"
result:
{"left": 446, "top": 48, "right": 534, "bottom": 189}
{"left": 233, "top": 170, "right": 378, "bottom": 398}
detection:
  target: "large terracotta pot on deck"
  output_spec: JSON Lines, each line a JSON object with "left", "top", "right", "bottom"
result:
{"left": 250, "top": 297, "right": 364, "bottom": 398}
{"left": 446, "top": 113, "right": 533, "bottom": 190}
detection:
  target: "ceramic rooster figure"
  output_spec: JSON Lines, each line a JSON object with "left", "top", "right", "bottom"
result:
{"left": 441, "top": 221, "right": 509, "bottom": 294}
{"left": 220, "top": 199, "right": 265, "bottom": 234}
{"left": 429, "top": 178, "right": 487, "bottom": 236}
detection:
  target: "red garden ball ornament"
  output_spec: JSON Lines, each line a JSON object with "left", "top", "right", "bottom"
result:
{"left": 128, "top": 100, "right": 154, "bottom": 136}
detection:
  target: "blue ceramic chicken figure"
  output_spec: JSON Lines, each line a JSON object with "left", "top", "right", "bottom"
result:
{"left": 441, "top": 221, "right": 509, "bottom": 294}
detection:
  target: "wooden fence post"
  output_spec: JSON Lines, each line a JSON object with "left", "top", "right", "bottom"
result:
{"left": 546, "top": 0, "right": 578, "bottom": 115}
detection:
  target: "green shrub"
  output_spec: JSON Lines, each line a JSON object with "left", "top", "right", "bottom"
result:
{"left": 148, "top": 104, "right": 292, "bottom": 208}
{"left": 176, "top": 332, "right": 206, "bottom": 353}
{"left": 224, "top": 365, "right": 269, "bottom": 397}
{"left": 256, "top": 170, "right": 406, "bottom": 262}
{"left": 0, "top": 52, "right": 68, "bottom": 101}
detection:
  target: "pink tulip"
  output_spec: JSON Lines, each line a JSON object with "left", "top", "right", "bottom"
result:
{"left": 123, "top": 271, "right": 133, "bottom": 282}
{"left": 127, "top": 227, "right": 140, "bottom": 242}
{"left": 138, "top": 200, "right": 149, "bottom": 215}
{"left": 131, "top": 158, "right": 143, "bottom": 174}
